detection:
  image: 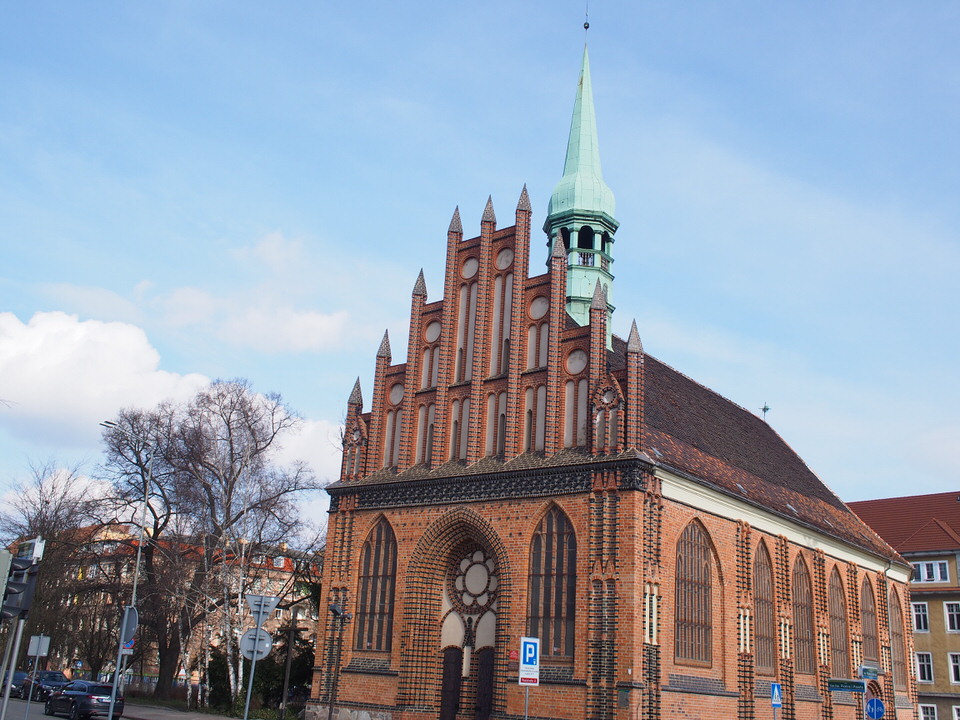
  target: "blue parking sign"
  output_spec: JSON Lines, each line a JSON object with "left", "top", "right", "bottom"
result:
{"left": 519, "top": 637, "right": 540, "bottom": 686}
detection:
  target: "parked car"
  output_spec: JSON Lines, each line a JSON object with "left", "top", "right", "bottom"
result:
{"left": 20, "top": 670, "right": 69, "bottom": 701}
{"left": 2, "top": 670, "right": 27, "bottom": 697}
{"left": 44, "top": 681, "right": 123, "bottom": 720}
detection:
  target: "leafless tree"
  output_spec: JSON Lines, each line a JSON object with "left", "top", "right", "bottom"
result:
{"left": 100, "top": 379, "right": 321, "bottom": 702}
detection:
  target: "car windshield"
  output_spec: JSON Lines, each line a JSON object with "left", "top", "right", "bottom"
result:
{"left": 40, "top": 672, "right": 66, "bottom": 681}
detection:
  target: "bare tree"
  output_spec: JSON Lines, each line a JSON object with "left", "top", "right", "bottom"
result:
{"left": 100, "top": 379, "right": 321, "bottom": 702}
{"left": 0, "top": 461, "right": 115, "bottom": 667}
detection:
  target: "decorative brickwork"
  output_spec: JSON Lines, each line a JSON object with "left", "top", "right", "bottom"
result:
{"left": 307, "top": 47, "right": 913, "bottom": 720}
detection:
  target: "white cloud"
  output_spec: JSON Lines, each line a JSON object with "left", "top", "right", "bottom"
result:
{"left": 0, "top": 311, "right": 208, "bottom": 448}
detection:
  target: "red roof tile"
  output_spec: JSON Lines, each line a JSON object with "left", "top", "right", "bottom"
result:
{"left": 848, "top": 491, "right": 960, "bottom": 554}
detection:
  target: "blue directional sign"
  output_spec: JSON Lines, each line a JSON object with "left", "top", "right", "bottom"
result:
{"left": 770, "top": 683, "right": 782, "bottom": 708}
{"left": 866, "top": 698, "right": 885, "bottom": 720}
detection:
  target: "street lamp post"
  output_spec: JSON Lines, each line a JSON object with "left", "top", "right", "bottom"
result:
{"left": 326, "top": 604, "right": 351, "bottom": 720}
{"left": 99, "top": 420, "right": 154, "bottom": 720}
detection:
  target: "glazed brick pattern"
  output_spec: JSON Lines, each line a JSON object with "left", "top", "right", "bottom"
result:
{"left": 309, "top": 205, "right": 914, "bottom": 720}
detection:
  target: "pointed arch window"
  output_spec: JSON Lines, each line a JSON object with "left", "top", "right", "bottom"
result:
{"left": 676, "top": 522, "right": 712, "bottom": 664}
{"left": 355, "top": 517, "right": 397, "bottom": 652}
{"left": 861, "top": 578, "right": 878, "bottom": 664}
{"left": 528, "top": 506, "right": 577, "bottom": 659}
{"left": 889, "top": 589, "right": 907, "bottom": 690}
{"left": 829, "top": 569, "right": 850, "bottom": 677}
{"left": 753, "top": 542, "right": 776, "bottom": 675}
{"left": 792, "top": 556, "right": 815, "bottom": 674}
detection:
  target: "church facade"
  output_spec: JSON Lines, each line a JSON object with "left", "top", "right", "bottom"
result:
{"left": 307, "top": 48, "right": 915, "bottom": 720}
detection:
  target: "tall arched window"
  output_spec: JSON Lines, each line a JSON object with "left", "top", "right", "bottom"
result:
{"left": 829, "top": 569, "right": 850, "bottom": 677}
{"left": 528, "top": 506, "right": 577, "bottom": 659}
{"left": 355, "top": 517, "right": 397, "bottom": 652}
{"left": 676, "top": 522, "right": 712, "bottom": 664}
{"left": 753, "top": 542, "right": 776, "bottom": 675}
{"left": 792, "top": 556, "right": 815, "bottom": 674}
{"left": 889, "top": 589, "right": 907, "bottom": 690}
{"left": 861, "top": 578, "right": 878, "bottom": 664}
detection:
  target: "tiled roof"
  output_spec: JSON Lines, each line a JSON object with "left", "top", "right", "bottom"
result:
{"left": 640, "top": 351, "right": 895, "bottom": 559}
{"left": 848, "top": 491, "right": 960, "bottom": 554}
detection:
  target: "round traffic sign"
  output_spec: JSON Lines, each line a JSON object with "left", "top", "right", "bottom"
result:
{"left": 239, "top": 628, "right": 273, "bottom": 661}
{"left": 866, "top": 698, "right": 885, "bottom": 720}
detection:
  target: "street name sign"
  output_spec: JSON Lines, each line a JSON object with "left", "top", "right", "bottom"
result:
{"left": 827, "top": 679, "right": 865, "bottom": 693}
{"left": 518, "top": 637, "right": 539, "bottom": 686}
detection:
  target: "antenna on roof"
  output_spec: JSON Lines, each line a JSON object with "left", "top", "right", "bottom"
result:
{"left": 761, "top": 402, "right": 770, "bottom": 422}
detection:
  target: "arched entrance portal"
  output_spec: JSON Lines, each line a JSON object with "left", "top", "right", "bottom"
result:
{"left": 439, "top": 542, "right": 499, "bottom": 720}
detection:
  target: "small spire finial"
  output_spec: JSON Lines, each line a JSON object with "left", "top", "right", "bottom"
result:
{"left": 584, "top": 0, "right": 589, "bottom": 32}
{"left": 761, "top": 403, "right": 770, "bottom": 421}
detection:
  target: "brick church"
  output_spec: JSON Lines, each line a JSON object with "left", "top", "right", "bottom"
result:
{"left": 308, "top": 46, "right": 915, "bottom": 720}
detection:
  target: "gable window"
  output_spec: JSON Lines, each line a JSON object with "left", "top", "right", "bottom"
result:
{"left": 675, "top": 522, "right": 712, "bottom": 664}
{"left": 355, "top": 517, "right": 397, "bottom": 652}
{"left": 792, "top": 557, "right": 816, "bottom": 674}
{"left": 753, "top": 542, "right": 776, "bottom": 675}
{"left": 917, "top": 652, "right": 934, "bottom": 682}
{"left": 861, "top": 578, "right": 878, "bottom": 663}
{"left": 528, "top": 507, "right": 577, "bottom": 659}
{"left": 914, "top": 602, "right": 930, "bottom": 632}
{"left": 946, "top": 602, "right": 960, "bottom": 632}
{"left": 913, "top": 561, "right": 949, "bottom": 583}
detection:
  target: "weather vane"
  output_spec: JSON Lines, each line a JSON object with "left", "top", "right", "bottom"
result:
{"left": 584, "top": 0, "right": 590, "bottom": 32}
{"left": 761, "top": 403, "right": 770, "bottom": 421}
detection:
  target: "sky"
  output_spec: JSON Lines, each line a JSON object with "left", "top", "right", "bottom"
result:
{"left": 1, "top": 1, "right": 958, "bottom": 524}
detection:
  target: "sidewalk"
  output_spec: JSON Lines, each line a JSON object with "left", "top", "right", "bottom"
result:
{"left": 124, "top": 702, "right": 236, "bottom": 720}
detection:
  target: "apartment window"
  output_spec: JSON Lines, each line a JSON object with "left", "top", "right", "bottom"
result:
{"left": 913, "top": 561, "right": 949, "bottom": 583}
{"left": 527, "top": 506, "right": 577, "bottom": 658}
{"left": 917, "top": 652, "right": 934, "bottom": 682}
{"left": 675, "top": 522, "right": 712, "bottom": 664}
{"left": 951, "top": 653, "right": 960, "bottom": 684}
{"left": 355, "top": 517, "right": 397, "bottom": 651}
{"left": 947, "top": 602, "right": 960, "bottom": 632}
{"left": 920, "top": 706, "right": 937, "bottom": 720}
{"left": 914, "top": 602, "right": 931, "bottom": 632}
{"left": 273, "top": 556, "right": 286, "bottom": 569}
{"left": 952, "top": 706, "right": 960, "bottom": 720}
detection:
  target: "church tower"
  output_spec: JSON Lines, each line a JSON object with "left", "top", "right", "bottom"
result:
{"left": 543, "top": 46, "right": 619, "bottom": 336}
{"left": 309, "top": 40, "right": 912, "bottom": 720}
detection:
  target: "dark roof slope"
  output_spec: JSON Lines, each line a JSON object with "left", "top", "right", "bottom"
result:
{"left": 848, "top": 492, "right": 960, "bottom": 554}
{"left": 638, "top": 351, "right": 895, "bottom": 559}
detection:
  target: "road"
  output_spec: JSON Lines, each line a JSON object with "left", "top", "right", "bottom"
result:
{"left": 0, "top": 697, "right": 237, "bottom": 720}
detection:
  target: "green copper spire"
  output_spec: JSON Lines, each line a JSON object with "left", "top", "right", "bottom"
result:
{"left": 546, "top": 46, "right": 616, "bottom": 223}
{"left": 544, "top": 45, "right": 620, "bottom": 336}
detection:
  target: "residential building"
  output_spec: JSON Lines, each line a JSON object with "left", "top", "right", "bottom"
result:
{"left": 850, "top": 492, "right": 960, "bottom": 720}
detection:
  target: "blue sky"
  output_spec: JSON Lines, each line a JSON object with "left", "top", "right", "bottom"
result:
{"left": 1, "top": 1, "right": 958, "bottom": 516}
